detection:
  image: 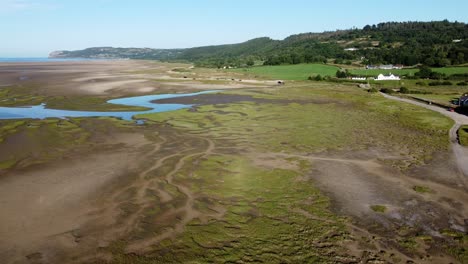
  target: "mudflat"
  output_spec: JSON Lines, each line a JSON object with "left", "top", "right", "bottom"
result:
{"left": 0, "top": 61, "right": 467, "bottom": 264}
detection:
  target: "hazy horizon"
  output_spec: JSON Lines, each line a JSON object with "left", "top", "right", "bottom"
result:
{"left": 1, "top": 0, "right": 467, "bottom": 57}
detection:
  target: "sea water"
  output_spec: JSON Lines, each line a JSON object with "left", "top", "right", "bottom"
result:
{"left": 0, "top": 58, "right": 105, "bottom": 63}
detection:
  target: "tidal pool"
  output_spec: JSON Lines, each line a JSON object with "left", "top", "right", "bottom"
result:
{"left": 0, "top": 91, "right": 216, "bottom": 121}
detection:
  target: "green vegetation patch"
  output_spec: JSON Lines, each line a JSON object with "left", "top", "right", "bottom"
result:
{"left": 349, "top": 66, "right": 468, "bottom": 77}
{"left": 370, "top": 205, "right": 387, "bottom": 213}
{"left": 412, "top": 185, "right": 433, "bottom": 194}
{"left": 459, "top": 126, "right": 468, "bottom": 146}
{"left": 0, "top": 117, "right": 136, "bottom": 170}
{"left": 231, "top": 64, "right": 340, "bottom": 80}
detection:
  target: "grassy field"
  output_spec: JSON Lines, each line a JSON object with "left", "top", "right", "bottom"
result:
{"left": 349, "top": 66, "right": 468, "bottom": 76}
{"left": 230, "top": 64, "right": 340, "bottom": 80}
{"left": 230, "top": 64, "right": 468, "bottom": 81}
{"left": 409, "top": 94, "right": 461, "bottom": 105}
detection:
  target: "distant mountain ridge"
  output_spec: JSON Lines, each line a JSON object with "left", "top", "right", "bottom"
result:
{"left": 49, "top": 20, "right": 468, "bottom": 67}
{"left": 50, "top": 47, "right": 183, "bottom": 60}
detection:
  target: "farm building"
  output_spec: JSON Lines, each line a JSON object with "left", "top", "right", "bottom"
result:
{"left": 375, "top": 74, "right": 400, "bottom": 81}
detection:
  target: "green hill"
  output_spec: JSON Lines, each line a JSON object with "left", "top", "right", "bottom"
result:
{"left": 49, "top": 20, "right": 468, "bottom": 68}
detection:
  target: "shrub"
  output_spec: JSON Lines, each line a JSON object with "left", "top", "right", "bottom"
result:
{"left": 428, "top": 81, "right": 452, "bottom": 86}
{"left": 399, "top": 87, "right": 410, "bottom": 94}
{"left": 334, "top": 58, "right": 343, "bottom": 64}
{"left": 380, "top": 88, "right": 394, "bottom": 94}
{"left": 336, "top": 70, "right": 348, "bottom": 78}
{"left": 411, "top": 90, "right": 433, "bottom": 95}
{"left": 416, "top": 81, "right": 426, "bottom": 86}
{"left": 368, "top": 87, "right": 378, "bottom": 93}
{"left": 308, "top": 75, "right": 323, "bottom": 81}
{"left": 457, "top": 81, "right": 467, "bottom": 86}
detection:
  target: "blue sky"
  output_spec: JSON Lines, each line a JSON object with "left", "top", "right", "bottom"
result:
{"left": 1, "top": 0, "right": 467, "bottom": 57}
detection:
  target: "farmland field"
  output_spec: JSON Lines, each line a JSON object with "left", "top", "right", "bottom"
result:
{"left": 231, "top": 64, "right": 468, "bottom": 81}
{"left": 349, "top": 66, "right": 468, "bottom": 76}
{"left": 230, "top": 63, "right": 340, "bottom": 80}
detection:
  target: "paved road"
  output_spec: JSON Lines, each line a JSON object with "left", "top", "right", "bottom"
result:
{"left": 381, "top": 93, "right": 468, "bottom": 186}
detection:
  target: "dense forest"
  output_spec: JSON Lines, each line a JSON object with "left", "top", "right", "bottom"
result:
{"left": 50, "top": 20, "right": 468, "bottom": 68}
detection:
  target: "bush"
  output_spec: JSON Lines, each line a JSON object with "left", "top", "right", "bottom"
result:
{"left": 416, "top": 81, "right": 426, "bottom": 86}
{"left": 399, "top": 87, "right": 410, "bottom": 94}
{"left": 448, "top": 73, "right": 468, "bottom": 80}
{"left": 428, "top": 81, "right": 441, "bottom": 86}
{"left": 410, "top": 90, "right": 432, "bottom": 95}
{"left": 380, "top": 88, "right": 394, "bottom": 94}
{"left": 334, "top": 58, "right": 343, "bottom": 64}
{"left": 368, "top": 87, "right": 378, "bottom": 93}
{"left": 308, "top": 75, "right": 323, "bottom": 81}
{"left": 457, "top": 81, "right": 467, "bottom": 86}
{"left": 428, "top": 81, "right": 452, "bottom": 86}
{"left": 336, "top": 70, "right": 348, "bottom": 78}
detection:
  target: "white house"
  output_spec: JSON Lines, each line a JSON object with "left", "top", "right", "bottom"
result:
{"left": 375, "top": 74, "right": 400, "bottom": 81}
{"left": 351, "top": 77, "right": 367, "bottom": 81}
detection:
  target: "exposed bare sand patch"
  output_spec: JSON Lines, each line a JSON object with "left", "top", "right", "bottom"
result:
{"left": 77, "top": 79, "right": 148, "bottom": 94}
{"left": 0, "top": 133, "right": 150, "bottom": 264}
{"left": 158, "top": 80, "right": 271, "bottom": 90}
{"left": 0, "top": 60, "right": 275, "bottom": 98}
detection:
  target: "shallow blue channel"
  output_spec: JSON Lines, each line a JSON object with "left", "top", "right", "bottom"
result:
{"left": 0, "top": 90, "right": 216, "bottom": 121}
